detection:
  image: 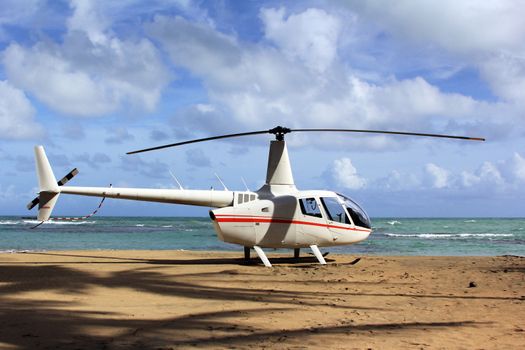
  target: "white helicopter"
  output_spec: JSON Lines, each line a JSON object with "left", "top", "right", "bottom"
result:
{"left": 28, "top": 126, "right": 484, "bottom": 267}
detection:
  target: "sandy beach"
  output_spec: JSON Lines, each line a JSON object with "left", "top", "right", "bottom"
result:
{"left": 0, "top": 251, "right": 523, "bottom": 349}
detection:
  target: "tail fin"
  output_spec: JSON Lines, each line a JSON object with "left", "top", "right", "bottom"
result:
{"left": 35, "top": 146, "right": 59, "bottom": 192}
{"left": 34, "top": 146, "right": 60, "bottom": 221}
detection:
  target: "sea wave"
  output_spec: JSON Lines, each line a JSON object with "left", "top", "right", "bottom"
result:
{"left": 22, "top": 220, "right": 96, "bottom": 225}
{"left": 464, "top": 220, "right": 477, "bottom": 223}
{"left": 385, "top": 233, "right": 514, "bottom": 239}
{"left": 387, "top": 220, "right": 402, "bottom": 225}
{"left": 0, "top": 249, "right": 38, "bottom": 253}
{"left": 0, "top": 220, "right": 20, "bottom": 225}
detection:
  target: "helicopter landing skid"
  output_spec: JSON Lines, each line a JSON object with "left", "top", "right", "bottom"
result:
{"left": 253, "top": 246, "right": 272, "bottom": 267}
{"left": 310, "top": 245, "right": 327, "bottom": 265}
{"left": 248, "top": 245, "right": 328, "bottom": 267}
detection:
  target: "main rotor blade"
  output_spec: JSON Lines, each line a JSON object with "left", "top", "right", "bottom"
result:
{"left": 127, "top": 130, "right": 270, "bottom": 154}
{"left": 127, "top": 125, "right": 485, "bottom": 155}
{"left": 290, "top": 128, "right": 485, "bottom": 142}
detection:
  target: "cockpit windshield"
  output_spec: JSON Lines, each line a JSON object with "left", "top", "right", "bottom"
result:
{"left": 337, "top": 193, "right": 372, "bottom": 229}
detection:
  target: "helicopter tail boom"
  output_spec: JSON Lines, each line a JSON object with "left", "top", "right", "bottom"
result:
{"left": 29, "top": 146, "right": 234, "bottom": 220}
{"left": 59, "top": 186, "right": 234, "bottom": 208}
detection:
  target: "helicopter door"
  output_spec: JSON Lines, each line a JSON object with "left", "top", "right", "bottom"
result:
{"left": 320, "top": 197, "right": 351, "bottom": 242}
{"left": 296, "top": 198, "right": 332, "bottom": 246}
{"left": 255, "top": 196, "right": 297, "bottom": 247}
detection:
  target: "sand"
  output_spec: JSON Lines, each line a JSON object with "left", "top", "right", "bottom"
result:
{"left": 0, "top": 251, "right": 523, "bottom": 349}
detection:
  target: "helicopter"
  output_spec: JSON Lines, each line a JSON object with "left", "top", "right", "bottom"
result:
{"left": 28, "top": 126, "right": 484, "bottom": 267}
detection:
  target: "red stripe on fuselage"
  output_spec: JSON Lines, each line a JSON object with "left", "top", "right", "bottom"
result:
{"left": 215, "top": 215, "right": 371, "bottom": 233}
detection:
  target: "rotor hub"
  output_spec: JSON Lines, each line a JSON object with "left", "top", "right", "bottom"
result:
{"left": 269, "top": 126, "right": 291, "bottom": 141}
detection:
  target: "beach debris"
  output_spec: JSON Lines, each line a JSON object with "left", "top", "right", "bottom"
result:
{"left": 468, "top": 281, "right": 477, "bottom": 288}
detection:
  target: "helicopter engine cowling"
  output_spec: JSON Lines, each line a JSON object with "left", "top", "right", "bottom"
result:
{"left": 210, "top": 195, "right": 299, "bottom": 248}
{"left": 210, "top": 206, "right": 257, "bottom": 246}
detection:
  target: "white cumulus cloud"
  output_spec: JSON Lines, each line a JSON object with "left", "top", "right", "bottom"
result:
{"left": 347, "top": 1, "right": 525, "bottom": 107}
{"left": 147, "top": 11, "right": 496, "bottom": 144}
{"left": 0, "top": 80, "right": 44, "bottom": 139}
{"left": 511, "top": 152, "right": 525, "bottom": 182}
{"left": 332, "top": 157, "right": 366, "bottom": 190}
{"left": 260, "top": 7, "right": 341, "bottom": 72}
{"left": 425, "top": 163, "right": 450, "bottom": 189}
{"left": 2, "top": 1, "right": 170, "bottom": 117}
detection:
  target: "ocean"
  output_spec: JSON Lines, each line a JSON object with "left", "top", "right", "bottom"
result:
{"left": 0, "top": 216, "right": 523, "bottom": 256}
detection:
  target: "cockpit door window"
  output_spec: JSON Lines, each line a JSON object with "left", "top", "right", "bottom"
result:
{"left": 320, "top": 197, "right": 350, "bottom": 224}
{"left": 299, "top": 198, "right": 323, "bottom": 218}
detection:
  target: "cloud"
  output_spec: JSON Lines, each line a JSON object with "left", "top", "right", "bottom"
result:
{"left": 74, "top": 152, "right": 111, "bottom": 170}
{"left": 147, "top": 10, "right": 502, "bottom": 148}
{"left": 149, "top": 129, "right": 169, "bottom": 142}
{"left": 351, "top": 0, "right": 525, "bottom": 55}
{"left": 0, "top": 80, "right": 44, "bottom": 139}
{"left": 260, "top": 7, "right": 341, "bottom": 72}
{"left": 346, "top": 1, "right": 525, "bottom": 107}
{"left": 185, "top": 148, "right": 211, "bottom": 168}
{"left": 67, "top": 0, "right": 110, "bottom": 44}
{"left": 479, "top": 53, "right": 525, "bottom": 105}
{"left": 2, "top": 1, "right": 170, "bottom": 117}
{"left": 119, "top": 155, "right": 169, "bottom": 179}
{"left": 474, "top": 152, "right": 525, "bottom": 186}
{"left": 228, "top": 146, "right": 250, "bottom": 156}
{"left": 47, "top": 153, "right": 71, "bottom": 168}
{"left": 105, "top": 127, "right": 135, "bottom": 144}
{"left": 455, "top": 153, "right": 525, "bottom": 192}
{"left": 425, "top": 163, "right": 450, "bottom": 188}
{"left": 373, "top": 169, "right": 421, "bottom": 191}
{"left": 148, "top": 15, "right": 242, "bottom": 74}
{"left": 61, "top": 123, "right": 86, "bottom": 140}
{"left": 371, "top": 152, "right": 525, "bottom": 194}
{"left": 330, "top": 157, "right": 367, "bottom": 190}
{"left": 510, "top": 152, "right": 525, "bottom": 182}
{"left": 14, "top": 155, "right": 35, "bottom": 172}
{"left": 0, "top": 0, "right": 41, "bottom": 32}
{"left": 0, "top": 184, "right": 17, "bottom": 200}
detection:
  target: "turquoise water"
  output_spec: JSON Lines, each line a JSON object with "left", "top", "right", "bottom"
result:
{"left": 0, "top": 216, "right": 523, "bottom": 256}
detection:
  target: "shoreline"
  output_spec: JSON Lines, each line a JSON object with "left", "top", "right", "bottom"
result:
{"left": 1, "top": 248, "right": 523, "bottom": 258}
{"left": 0, "top": 251, "right": 523, "bottom": 349}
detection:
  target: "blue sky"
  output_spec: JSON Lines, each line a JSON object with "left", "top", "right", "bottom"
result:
{"left": 1, "top": 0, "right": 524, "bottom": 217}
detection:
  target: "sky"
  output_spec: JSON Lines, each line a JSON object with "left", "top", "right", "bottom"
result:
{"left": 1, "top": 0, "right": 524, "bottom": 218}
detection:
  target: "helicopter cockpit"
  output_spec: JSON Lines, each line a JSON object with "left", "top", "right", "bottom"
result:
{"left": 336, "top": 193, "right": 371, "bottom": 229}
{"left": 298, "top": 193, "right": 372, "bottom": 229}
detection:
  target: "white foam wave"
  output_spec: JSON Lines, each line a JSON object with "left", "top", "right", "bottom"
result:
{"left": 464, "top": 220, "right": 477, "bottom": 223}
{"left": 387, "top": 220, "right": 401, "bottom": 225}
{"left": 22, "top": 220, "right": 96, "bottom": 225}
{"left": 386, "top": 233, "right": 514, "bottom": 239}
{"left": 0, "top": 220, "right": 19, "bottom": 225}
{"left": 161, "top": 225, "right": 173, "bottom": 228}
{"left": 0, "top": 249, "right": 37, "bottom": 253}
{"left": 135, "top": 224, "right": 145, "bottom": 227}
